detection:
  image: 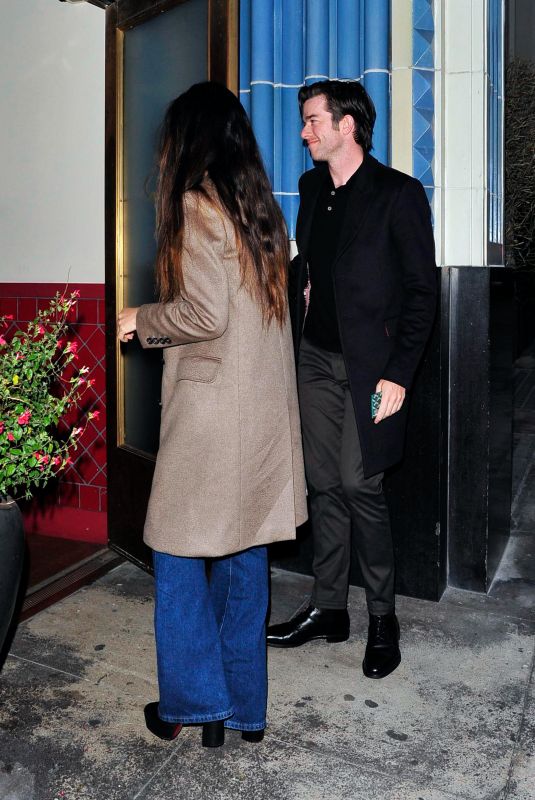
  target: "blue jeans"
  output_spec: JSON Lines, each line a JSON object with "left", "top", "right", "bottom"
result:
{"left": 153, "top": 546, "right": 268, "bottom": 730}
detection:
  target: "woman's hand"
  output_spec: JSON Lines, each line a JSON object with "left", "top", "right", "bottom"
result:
{"left": 117, "top": 307, "right": 140, "bottom": 343}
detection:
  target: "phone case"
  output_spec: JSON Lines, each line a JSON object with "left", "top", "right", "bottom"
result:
{"left": 371, "top": 391, "right": 382, "bottom": 419}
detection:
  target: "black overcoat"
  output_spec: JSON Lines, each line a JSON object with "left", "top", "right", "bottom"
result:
{"left": 290, "top": 154, "right": 437, "bottom": 478}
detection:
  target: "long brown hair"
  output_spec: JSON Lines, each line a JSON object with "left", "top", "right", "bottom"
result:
{"left": 155, "top": 82, "right": 289, "bottom": 325}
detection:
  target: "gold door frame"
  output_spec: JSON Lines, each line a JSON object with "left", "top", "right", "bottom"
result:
{"left": 106, "top": 0, "right": 238, "bottom": 452}
{"left": 104, "top": 0, "right": 238, "bottom": 567}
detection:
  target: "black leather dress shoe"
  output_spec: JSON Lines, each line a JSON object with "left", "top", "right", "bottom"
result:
{"left": 362, "top": 611, "right": 401, "bottom": 679}
{"left": 266, "top": 605, "right": 350, "bottom": 648}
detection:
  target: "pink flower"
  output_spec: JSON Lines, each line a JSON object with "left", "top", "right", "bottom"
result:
{"left": 15, "top": 351, "right": 25, "bottom": 361}
{"left": 72, "top": 289, "right": 80, "bottom": 298}
{"left": 7, "top": 432, "right": 15, "bottom": 442}
{"left": 38, "top": 324, "right": 46, "bottom": 335}
{"left": 41, "top": 454, "right": 50, "bottom": 465}
{"left": 3, "top": 314, "right": 13, "bottom": 320}
{"left": 72, "top": 427, "right": 83, "bottom": 437}
{"left": 79, "top": 366, "right": 90, "bottom": 374}
{"left": 0, "top": 335, "right": 6, "bottom": 346}
{"left": 17, "top": 410, "right": 31, "bottom": 426}
{"left": 57, "top": 339, "right": 64, "bottom": 350}
{"left": 52, "top": 456, "right": 62, "bottom": 466}
{"left": 0, "top": 422, "right": 3, "bottom": 434}
{"left": 33, "top": 451, "right": 43, "bottom": 461}
{"left": 66, "top": 341, "right": 78, "bottom": 354}
{"left": 90, "top": 409, "right": 100, "bottom": 420}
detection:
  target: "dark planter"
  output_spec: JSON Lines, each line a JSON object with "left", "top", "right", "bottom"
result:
{"left": 0, "top": 498, "right": 25, "bottom": 654}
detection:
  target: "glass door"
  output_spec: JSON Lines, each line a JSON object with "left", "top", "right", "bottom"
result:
{"left": 105, "top": 0, "right": 238, "bottom": 568}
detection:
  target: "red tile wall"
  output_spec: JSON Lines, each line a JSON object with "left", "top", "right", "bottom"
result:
{"left": 0, "top": 283, "right": 107, "bottom": 540}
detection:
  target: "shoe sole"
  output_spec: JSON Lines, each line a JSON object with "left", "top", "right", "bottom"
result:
{"left": 267, "top": 633, "right": 349, "bottom": 648}
{"left": 362, "top": 653, "right": 401, "bottom": 679}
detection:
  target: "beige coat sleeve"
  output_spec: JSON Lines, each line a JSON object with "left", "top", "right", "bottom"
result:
{"left": 136, "top": 194, "right": 229, "bottom": 349}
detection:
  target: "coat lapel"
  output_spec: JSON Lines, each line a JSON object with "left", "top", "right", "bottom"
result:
{"left": 334, "top": 154, "right": 378, "bottom": 265}
{"left": 298, "top": 164, "right": 327, "bottom": 260}
{"left": 299, "top": 156, "right": 380, "bottom": 266}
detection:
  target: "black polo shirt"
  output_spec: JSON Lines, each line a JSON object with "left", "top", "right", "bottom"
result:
{"left": 303, "top": 165, "right": 362, "bottom": 353}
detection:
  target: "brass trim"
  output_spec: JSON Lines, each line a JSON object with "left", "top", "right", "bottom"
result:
{"left": 226, "top": 0, "right": 239, "bottom": 94}
{"left": 106, "top": 0, "right": 240, "bottom": 569}
{"left": 111, "top": 0, "right": 238, "bottom": 451}
{"left": 207, "top": 0, "right": 239, "bottom": 89}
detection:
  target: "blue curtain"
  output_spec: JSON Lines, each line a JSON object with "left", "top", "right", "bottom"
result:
{"left": 240, "top": 0, "right": 390, "bottom": 237}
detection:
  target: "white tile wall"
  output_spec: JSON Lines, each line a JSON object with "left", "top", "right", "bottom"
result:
{"left": 438, "top": 0, "right": 489, "bottom": 266}
{"left": 444, "top": 188, "right": 472, "bottom": 265}
{"left": 391, "top": 0, "right": 413, "bottom": 176}
{"left": 444, "top": 73, "right": 473, "bottom": 188}
{"left": 446, "top": 0, "right": 473, "bottom": 73}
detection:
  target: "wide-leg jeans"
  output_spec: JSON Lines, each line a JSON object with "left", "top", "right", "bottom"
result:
{"left": 153, "top": 546, "right": 268, "bottom": 731}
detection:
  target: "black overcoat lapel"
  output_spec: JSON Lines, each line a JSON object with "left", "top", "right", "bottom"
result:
{"left": 297, "top": 164, "right": 326, "bottom": 261}
{"left": 333, "top": 154, "right": 378, "bottom": 266}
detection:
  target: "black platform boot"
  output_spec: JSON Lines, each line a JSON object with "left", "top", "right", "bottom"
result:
{"left": 202, "top": 720, "right": 225, "bottom": 748}
{"left": 144, "top": 702, "right": 182, "bottom": 741}
{"left": 242, "top": 729, "right": 264, "bottom": 743}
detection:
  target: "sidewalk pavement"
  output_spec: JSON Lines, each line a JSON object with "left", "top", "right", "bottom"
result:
{"left": 0, "top": 554, "right": 533, "bottom": 800}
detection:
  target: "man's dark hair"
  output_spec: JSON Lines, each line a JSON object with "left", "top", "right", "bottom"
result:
{"left": 298, "top": 80, "right": 376, "bottom": 153}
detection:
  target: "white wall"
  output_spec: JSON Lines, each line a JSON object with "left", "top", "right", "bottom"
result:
{"left": 437, "top": 0, "right": 489, "bottom": 267}
{"left": 0, "top": 0, "right": 105, "bottom": 284}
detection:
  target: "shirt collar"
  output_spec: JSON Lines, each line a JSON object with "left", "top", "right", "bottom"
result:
{"left": 325, "top": 157, "right": 367, "bottom": 194}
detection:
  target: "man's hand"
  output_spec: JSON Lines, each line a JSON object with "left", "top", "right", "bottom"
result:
{"left": 117, "top": 307, "right": 139, "bottom": 343}
{"left": 374, "top": 379, "right": 406, "bottom": 424}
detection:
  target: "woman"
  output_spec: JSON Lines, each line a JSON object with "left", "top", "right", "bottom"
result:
{"left": 117, "top": 82, "right": 307, "bottom": 748}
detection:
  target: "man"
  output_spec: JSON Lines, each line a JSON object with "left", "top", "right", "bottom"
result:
{"left": 267, "top": 80, "right": 436, "bottom": 679}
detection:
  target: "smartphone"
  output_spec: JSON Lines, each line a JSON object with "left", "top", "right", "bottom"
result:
{"left": 371, "top": 391, "right": 382, "bottom": 419}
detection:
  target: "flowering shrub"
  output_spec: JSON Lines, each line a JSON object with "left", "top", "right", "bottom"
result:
{"left": 0, "top": 291, "right": 98, "bottom": 500}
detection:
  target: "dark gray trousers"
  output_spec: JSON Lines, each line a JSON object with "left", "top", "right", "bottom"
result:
{"left": 298, "top": 338, "right": 395, "bottom": 615}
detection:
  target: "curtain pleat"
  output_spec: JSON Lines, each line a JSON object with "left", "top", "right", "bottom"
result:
{"left": 240, "top": 0, "right": 391, "bottom": 236}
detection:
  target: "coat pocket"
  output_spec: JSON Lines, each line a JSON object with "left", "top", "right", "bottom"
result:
{"left": 175, "top": 356, "right": 222, "bottom": 384}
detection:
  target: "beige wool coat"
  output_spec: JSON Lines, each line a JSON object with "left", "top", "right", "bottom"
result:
{"left": 136, "top": 186, "right": 308, "bottom": 558}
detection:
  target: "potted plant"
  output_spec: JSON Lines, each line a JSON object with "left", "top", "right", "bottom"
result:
{"left": 0, "top": 290, "right": 98, "bottom": 652}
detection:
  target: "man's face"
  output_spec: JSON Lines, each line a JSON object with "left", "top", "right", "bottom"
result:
{"left": 301, "top": 94, "right": 344, "bottom": 162}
